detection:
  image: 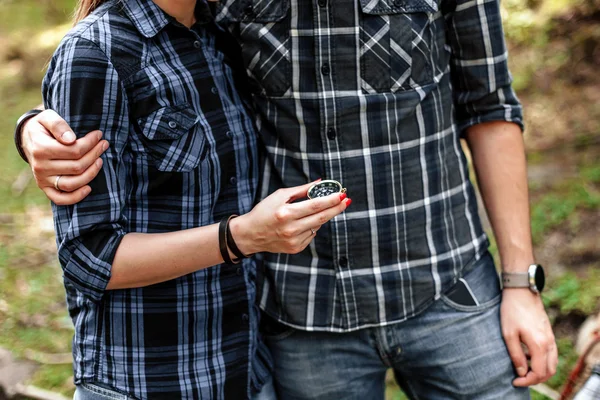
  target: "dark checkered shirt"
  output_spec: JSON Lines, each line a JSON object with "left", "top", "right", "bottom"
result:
{"left": 215, "top": 0, "right": 523, "bottom": 331}
{"left": 43, "top": 0, "right": 270, "bottom": 398}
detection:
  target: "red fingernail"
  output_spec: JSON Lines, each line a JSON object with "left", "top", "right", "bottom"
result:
{"left": 345, "top": 198, "right": 352, "bottom": 207}
{"left": 340, "top": 193, "right": 347, "bottom": 201}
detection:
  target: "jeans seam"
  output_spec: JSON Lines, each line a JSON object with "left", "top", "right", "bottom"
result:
{"left": 81, "top": 383, "right": 127, "bottom": 400}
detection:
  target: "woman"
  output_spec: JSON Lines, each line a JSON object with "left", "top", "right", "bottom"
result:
{"left": 43, "top": 0, "right": 351, "bottom": 398}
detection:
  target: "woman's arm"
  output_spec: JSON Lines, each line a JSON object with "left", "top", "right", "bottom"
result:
{"left": 109, "top": 184, "right": 348, "bottom": 290}
{"left": 45, "top": 36, "right": 350, "bottom": 297}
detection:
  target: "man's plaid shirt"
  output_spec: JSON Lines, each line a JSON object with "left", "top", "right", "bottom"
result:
{"left": 216, "top": 0, "right": 523, "bottom": 331}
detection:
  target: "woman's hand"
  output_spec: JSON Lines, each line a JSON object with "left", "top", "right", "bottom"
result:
{"left": 230, "top": 181, "right": 351, "bottom": 255}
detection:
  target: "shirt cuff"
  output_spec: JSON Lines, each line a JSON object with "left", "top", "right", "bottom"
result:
{"left": 60, "top": 231, "right": 126, "bottom": 302}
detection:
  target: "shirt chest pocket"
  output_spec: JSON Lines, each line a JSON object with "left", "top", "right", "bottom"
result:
{"left": 136, "top": 104, "right": 206, "bottom": 172}
{"left": 216, "top": 0, "right": 291, "bottom": 97}
{"left": 359, "top": 0, "right": 438, "bottom": 94}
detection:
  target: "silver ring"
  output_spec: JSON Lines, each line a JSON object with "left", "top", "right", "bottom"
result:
{"left": 310, "top": 228, "right": 316, "bottom": 235}
{"left": 54, "top": 175, "right": 63, "bottom": 191}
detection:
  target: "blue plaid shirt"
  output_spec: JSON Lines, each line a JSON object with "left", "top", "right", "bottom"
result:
{"left": 215, "top": 0, "right": 524, "bottom": 331}
{"left": 43, "top": 0, "right": 270, "bottom": 398}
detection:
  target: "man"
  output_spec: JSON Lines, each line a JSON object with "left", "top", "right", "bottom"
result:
{"left": 16, "top": 0, "right": 556, "bottom": 398}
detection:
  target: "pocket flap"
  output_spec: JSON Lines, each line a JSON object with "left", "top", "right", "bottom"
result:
{"left": 360, "top": 0, "right": 438, "bottom": 14}
{"left": 137, "top": 104, "right": 199, "bottom": 141}
{"left": 216, "top": 0, "right": 290, "bottom": 23}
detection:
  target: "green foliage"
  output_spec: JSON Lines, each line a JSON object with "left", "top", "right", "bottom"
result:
{"left": 530, "top": 167, "right": 600, "bottom": 244}
{"left": 531, "top": 391, "right": 553, "bottom": 400}
{"left": 543, "top": 271, "right": 600, "bottom": 315}
{"left": 546, "top": 337, "right": 580, "bottom": 390}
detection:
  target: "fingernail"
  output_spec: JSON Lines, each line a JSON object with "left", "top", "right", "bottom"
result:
{"left": 95, "top": 158, "right": 103, "bottom": 167}
{"left": 97, "top": 131, "right": 103, "bottom": 140}
{"left": 340, "top": 193, "right": 347, "bottom": 201}
{"left": 102, "top": 141, "right": 109, "bottom": 151}
{"left": 345, "top": 198, "right": 352, "bottom": 207}
{"left": 83, "top": 186, "right": 92, "bottom": 196}
{"left": 62, "top": 131, "right": 76, "bottom": 142}
{"left": 517, "top": 367, "right": 527, "bottom": 377}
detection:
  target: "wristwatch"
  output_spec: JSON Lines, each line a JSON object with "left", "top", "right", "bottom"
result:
{"left": 501, "top": 264, "right": 545, "bottom": 294}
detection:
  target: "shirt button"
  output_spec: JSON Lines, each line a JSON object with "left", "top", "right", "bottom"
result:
{"left": 318, "top": 0, "right": 327, "bottom": 7}
{"left": 327, "top": 127, "right": 336, "bottom": 140}
{"left": 339, "top": 256, "right": 348, "bottom": 267}
{"left": 230, "top": 177, "right": 237, "bottom": 185}
{"left": 226, "top": 131, "right": 233, "bottom": 139}
{"left": 211, "top": 87, "right": 218, "bottom": 95}
{"left": 193, "top": 40, "right": 201, "bottom": 49}
{"left": 168, "top": 121, "right": 177, "bottom": 129}
{"left": 242, "top": 314, "right": 249, "bottom": 322}
{"left": 236, "top": 267, "right": 243, "bottom": 276}
{"left": 321, "top": 63, "right": 330, "bottom": 76}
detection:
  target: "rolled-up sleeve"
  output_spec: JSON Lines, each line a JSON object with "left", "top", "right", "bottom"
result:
{"left": 43, "top": 36, "right": 129, "bottom": 302}
{"left": 444, "top": 0, "right": 524, "bottom": 134}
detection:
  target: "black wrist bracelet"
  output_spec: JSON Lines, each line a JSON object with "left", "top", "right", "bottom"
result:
{"left": 14, "top": 109, "right": 43, "bottom": 164}
{"left": 219, "top": 216, "right": 240, "bottom": 265}
{"left": 226, "top": 215, "right": 250, "bottom": 260}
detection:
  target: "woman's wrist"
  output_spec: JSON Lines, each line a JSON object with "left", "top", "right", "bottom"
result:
{"left": 228, "top": 214, "right": 258, "bottom": 255}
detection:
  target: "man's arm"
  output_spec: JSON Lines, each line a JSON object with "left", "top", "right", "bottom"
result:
{"left": 16, "top": 108, "right": 108, "bottom": 205}
{"left": 443, "top": 0, "right": 557, "bottom": 386}
{"left": 466, "top": 122, "right": 557, "bottom": 387}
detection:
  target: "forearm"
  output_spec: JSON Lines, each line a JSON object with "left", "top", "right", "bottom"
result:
{"left": 465, "top": 121, "right": 534, "bottom": 273}
{"left": 108, "top": 223, "right": 228, "bottom": 289}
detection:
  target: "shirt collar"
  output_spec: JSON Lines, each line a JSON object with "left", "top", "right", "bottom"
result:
{"left": 121, "top": 0, "right": 172, "bottom": 39}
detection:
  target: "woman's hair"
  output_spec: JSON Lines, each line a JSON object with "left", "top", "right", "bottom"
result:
{"left": 73, "top": 0, "right": 109, "bottom": 24}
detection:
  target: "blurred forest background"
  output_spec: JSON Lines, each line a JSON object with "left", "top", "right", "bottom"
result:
{"left": 0, "top": 0, "right": 598, "bottom": 399}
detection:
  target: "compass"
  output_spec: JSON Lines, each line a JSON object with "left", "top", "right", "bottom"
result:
{"left": 307, "top": 180, "right": 347, "bottom": 199}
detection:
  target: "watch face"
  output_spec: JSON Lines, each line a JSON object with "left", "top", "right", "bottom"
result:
{"left": 307, "top": 180, "right": 345, "bottom": 199}
{"left": 534, "top": 265, "right": 545, "bottom": 292}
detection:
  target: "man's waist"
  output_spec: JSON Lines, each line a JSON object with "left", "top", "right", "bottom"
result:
{"left": 257, "top": 234, "right": 489, "bottom": 331}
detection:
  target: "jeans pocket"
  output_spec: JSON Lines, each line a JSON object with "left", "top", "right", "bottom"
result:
{"left": 441, "top": 252, "right": 502, "bottom": 313}
{"left": 260, "top": 313, "right": 296, "bottom": 342}
{"left": 78, "top": 383, "right": 129, "bottom": 400}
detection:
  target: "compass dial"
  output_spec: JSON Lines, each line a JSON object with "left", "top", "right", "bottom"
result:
{"left": 307, "top": 180, "right": 345, "bottom": 199}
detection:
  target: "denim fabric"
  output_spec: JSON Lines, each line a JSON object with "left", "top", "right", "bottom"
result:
{"left": 253, "top": 375, "right": 278, "bottom": 400}
{"left": 74, "top": 383, "right": 128, "bottom": 400}
{"left": 264, "top": 252, "right": 530, "bottom": 399}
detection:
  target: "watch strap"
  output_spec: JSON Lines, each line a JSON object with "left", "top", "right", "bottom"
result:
{"left": 501, "top": 272, "right": 530, "bottom": 288}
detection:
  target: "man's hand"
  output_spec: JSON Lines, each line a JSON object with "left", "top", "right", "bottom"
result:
{"left": 501, "top": 289, "right": 558, "bottom": 386}
{"left": 22, "top": 109, "right": 108, "bottom": 205}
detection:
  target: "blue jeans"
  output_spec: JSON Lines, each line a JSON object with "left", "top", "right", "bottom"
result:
{"left": 74, "top": 376, "right": 277, "bottom": 400}
{"left": 263, "top": 252, "right": 530, "bottom": 400}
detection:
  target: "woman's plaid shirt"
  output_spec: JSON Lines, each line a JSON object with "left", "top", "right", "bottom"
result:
{"left": 43, "top": 0, "right": 270, "bottom": 398}
{"left": 215, "top": 0, "right": 524, "bottom": 332}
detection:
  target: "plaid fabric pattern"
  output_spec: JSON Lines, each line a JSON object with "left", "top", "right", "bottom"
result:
{"left": 43, "top": 1, "right": 270, "bottom": 398}
{"left": 216, "top": 0, "right": 523, "bottom": 332}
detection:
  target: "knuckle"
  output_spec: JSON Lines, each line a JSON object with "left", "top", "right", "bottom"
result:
{"left": 318, "top": 214, "right": 329, "bottom": 224}
{"left": 31, "top": 162, "right": 45, "bottom": 176}
{"left": 274, "top": 208, "right": 289, "bottom": 223}
{"left": 311, "top": 201, "right": 321, "bottom": 212}
{"left": 502, "top": 330, "right": 516, "bottom": 341}
{"left": 280, "top": 229, "right": 293, "bottom": 239}
{"left": 30, "top": 145, "right": 45, "bottom": 160}
{"left": 71, "top": 162, "right": 85, "bottom": 175}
